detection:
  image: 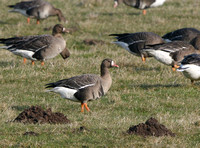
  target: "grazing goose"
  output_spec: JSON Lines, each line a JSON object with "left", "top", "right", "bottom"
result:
{"left": 190, "top": 34, "right": 200, "bottom": 50}
{"left": 177, "top": 54, "right": 200, "bottom": 84}
{"left": 8, "top": 0, "right": 67, "bottom": 24}
{"left": 113, "top": 0, "right": 166, "bottom": 15}
{"left": 143, "top": 41, "right": 198, "bottom": 71}
{"left": 162, "top": 28, "right": 200, "bottom": 43}
{"left": 45, "top": 59, "right": 119, "bottom": 112}
{"left": 0, "top": 24, "right": 70, "bottom": 65}
{"left": 110, "top": 32, "right": 165, "bottom": 62}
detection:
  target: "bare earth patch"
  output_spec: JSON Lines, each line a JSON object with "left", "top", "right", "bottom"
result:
{"left": 127, "top": 117, "right": 175, "bottom": 137}
{"left": 14, "top": 106, "right": 70, "bottom": 124}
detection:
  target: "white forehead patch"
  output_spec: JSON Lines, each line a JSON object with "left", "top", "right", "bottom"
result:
{"left": 111, "top": 61, "right": 114, "bottom": 66}
{"left": 62, "top": 28, "right": 66, "bottom": 31}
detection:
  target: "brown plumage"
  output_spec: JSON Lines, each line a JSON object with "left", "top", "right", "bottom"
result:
{"left": 190, "top": 34, "right": 200, "bottom": 50}
{"left": 110, "top": 32, "right": 165, "bottom": 62}
{"left": 162, "top": 28, "right": 200, "bottom": 43}
{"left": 8, "top": 0, "right": 67, "bottom": 24}
{"left": 143, "top": 41, "right": 199, "bottom": 71}
{"left": 113, "top": 0, "right": 166, "bottom": 15}
{"left": 45, "top": 59, "right": 119, "bottom": 112}
{"left": 0, "top": 24, "right": 70, "bottom": 65}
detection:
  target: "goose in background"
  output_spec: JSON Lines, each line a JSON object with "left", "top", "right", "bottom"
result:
{"left": 143, "top": 41, "right": 198, "bottom": 71}
{"left": 162, "top": 28, "right": 200, "bottom": 43}
{"left": 45, "top": 59, "right": 119, "bottom": 112}
{"left": 113, "top": 0, "right": 166, "bottom": 15}
{"left": 110, "top": 32, "right": 165, "bottom": 62}
{"left": 0, "top": 24, "right": 70, "bottom": 65}
{"left": 8, "top": 0, "right": 67, "bottom": 24}
{"left": 177, "top": 54, "right": 200, "bottom": 84}
{"left": 190, "top": 34, "right": 200, "bottom": 50}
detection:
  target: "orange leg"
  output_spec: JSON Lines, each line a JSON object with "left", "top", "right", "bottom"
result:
{"left": 141, "top": 56, "right": 146, "bottom": 63}
{"left": 143, "top": 10, "right": 147, "bottom": 15}
{"left": 172, "top": 67, "right": 176, "bottom": 71}
{"left": 81, "top": 103, "right": 84, "bottom": 112}
{"left": 84, "top": 103, "right": 90, "bottom": 112}
{"left": 27, "top": 17, "right": 30, "bottom": 24}
{"left": 31, "top": 61, "right": 35, "bottom": 66}
{"left": 41, "top": 61, "right": 44, "bottom": 66}
{"left": 23, "top": 58, "right": 27, "bottom": 64}
{"left": 174, "top": 65, "right": 180, "bottom": 69}
{"left": 81, "top": 103, "right": 90, "bottom": 112}
{"left": 36, "top": 19, "right": 40, "bottom": 25}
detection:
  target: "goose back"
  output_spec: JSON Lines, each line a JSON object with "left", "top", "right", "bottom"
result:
{"left": 115, "top": 0, "right": 165, "bottom": 9}
{"left": 110, "top": 32, "right": 164, "bottom": 57}
{"left": 190, "top": 35, "right": 200, "bottom": 50}
{"left": 162, "top": 28, "right": 200, "bottom": 43}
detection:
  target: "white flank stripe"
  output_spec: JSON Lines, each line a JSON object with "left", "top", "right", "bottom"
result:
{"left": 9, "top": 9, "right": 28, "bottom": 16}
{"left": 113, "top": 41, "right": 132, "bottom": 53}
{"left": 47, "top": 87, "right": 79, "bottom": 102}
{"left": 146, "top": 49, "right": 173, "bottom": 65}
{"left": 151, "top": 0, "right": 166, "bottom": 7}
{"left": 0, "top": 45, "right": 12, "bottom": 49}
{"left": 79, "top": 83, "right": 95, "bottom": 89}
{"left": 12, "top": 50, "right": 36, "bottom": 60}
{"left": 178, "top": 64, "right": 200, "bottom": 80}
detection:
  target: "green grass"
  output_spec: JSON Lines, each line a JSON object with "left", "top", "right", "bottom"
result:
{"left": 1, "top": 0, "right": 200, "bottom": 147}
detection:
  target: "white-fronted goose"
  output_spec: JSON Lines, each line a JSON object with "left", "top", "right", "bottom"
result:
{"left": 143, "top": 41, "right": 198, "bottom": 71}
{"left": 162, "top": 28, "right": 200, "bottom": 43}
{"left": 8, "top": 0, "right": 67, "bottom": 24}
{"left": 190, "top": 34, "right": 200, "bottom": 50}
{"left": 45, "top": 59, "right": 119, "bottom": 112}
{"left": 113, "top": 0, "right": 166, "bottom": 15}
{"left": 177, "top": 54, "right": 200, "bottom": 84}
{"left": 110, "top": 32, "right": 165, "bottom": 62}
{"left": 0, "top": 24, "right": 70, "bottom": 65}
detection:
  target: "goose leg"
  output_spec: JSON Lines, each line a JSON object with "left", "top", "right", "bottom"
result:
{"left": 84, "top": 103, "right": 90, "bottom": 112}
{"left": 31, "top": 61, "right": 35, "bottom": 65}
{"left": 27, "top": 17, "right": 30, "bottom": 24}
{"left": 41, "top": 61, "right": 44, "bottom": 66}
{"left": 141, "top": 55, "right": 146, "bottom": 63}
{"left": 23, "top": 58, "right": 27, "bottom": 64}
{"left": 191, "top": 80, "right": 194, "bottom": 85}
{"left": 172, "top": 65, "right": 180, "bottom": 71}
{"left": 36, "top": 19, "right": 40, "bottom": 25}
{"left": 143, "top": 10, "right": 147, "bottom": 15}
{"left": 81, "top": 103, "right": 84, "bottom": 112}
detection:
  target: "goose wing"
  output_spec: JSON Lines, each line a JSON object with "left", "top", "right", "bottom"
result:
{"left": 45, "top": 74, "right": 99, "bottom": 90}
{"left": 0, "top": 35, "right": 53, "bottom": 53}
{"left": 181, "top": 54, "right": 200, "bottom": 66}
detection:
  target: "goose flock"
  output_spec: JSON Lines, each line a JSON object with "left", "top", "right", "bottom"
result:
{"left": 0, "top": 0, "right": 200, "bottom": 113}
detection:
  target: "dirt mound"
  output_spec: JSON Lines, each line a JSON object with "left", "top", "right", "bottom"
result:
{"left": 83, "top": 39, "right": 105, "bottom": 45}
{"left": 14, "top": 106, "right": 70, "bottom": 124}
{"left": 127, "top": 117, "right": 175, "bottom": 137}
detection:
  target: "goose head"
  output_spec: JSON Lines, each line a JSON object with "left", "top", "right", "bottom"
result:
{"left": 52, "top": 24, "right": 69, "bottom": 36}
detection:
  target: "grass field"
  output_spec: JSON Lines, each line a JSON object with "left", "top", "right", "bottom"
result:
{"left": 0, "top": 0, "right": 200, "bottom": 147}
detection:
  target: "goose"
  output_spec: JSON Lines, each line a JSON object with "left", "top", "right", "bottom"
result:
{"left": 177, "top": 54, "right": 200, "bottom": 84}
{"left": 190, "top": 34, "right": 200, "bottom": 50}
{"left": 0, "top": 24, "right": 70, "bottom": 65}
{"left": 113, "top": 0, "right": 166, "bottom": 15}
{"left": 143, "top": 41, "right": 198, "bottom": 71}
{"left": 45, "top": 59, "right": 119, "bottom": 112}
{"left": 110, "top": 32, "right": 165, "bottom": 62}
{"left": 8, "top": 0, "right": 67, "bottom": 24}
{"left": 162, "top": 28, "right": 200, "bottom": 43}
